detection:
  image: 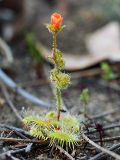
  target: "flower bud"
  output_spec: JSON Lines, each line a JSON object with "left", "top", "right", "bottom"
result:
{"left": 56, "top": 73, "right": 70, "bottom": 89}
{"left": 51, "top": 13, "right": 63, "bottom": 29}
{"left": 50, "top": 70, "right": 70, "bottom": 89}
{"left": 46, "top": 12, "right": 64, "bottom": 34}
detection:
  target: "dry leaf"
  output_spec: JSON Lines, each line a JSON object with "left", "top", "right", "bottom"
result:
{"left": 86, "top": 21, "right": 120, "bottom": 62}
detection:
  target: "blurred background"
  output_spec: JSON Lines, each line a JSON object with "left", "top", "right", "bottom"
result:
{"left": 0, "top": 0, "right": 120, "bottom": 72}
{"left": 0, "top": 0, "right": 120, "bottom": 55}
{"left": 1, "top": 1, "right": 120, "bottom": 159}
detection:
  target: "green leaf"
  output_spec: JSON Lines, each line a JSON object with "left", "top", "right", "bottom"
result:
{"left": 100, "top": 62, "right": 117, "bottom": 81}
{"left": 80, "top": 88, "right": 90, "bottom": 105}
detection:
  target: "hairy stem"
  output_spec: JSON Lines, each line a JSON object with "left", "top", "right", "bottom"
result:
{"left": 56, "top": 87, "right": 61, "bottom": 121}
{"left": 53, "top": 32, "right": 62, "bottom": 121}
{"left": 53, "top": 32, "right": 56, "bottom": 59}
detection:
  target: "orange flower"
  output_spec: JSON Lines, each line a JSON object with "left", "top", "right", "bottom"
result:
{"left": 51, "top": 13, "right": 63, "bottom": 28}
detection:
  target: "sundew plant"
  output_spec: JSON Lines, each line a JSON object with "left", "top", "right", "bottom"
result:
{"left": 100, "top": 62, "right": 117, "bottom": 81}
{"left": 23, "top": 13, "right": 80, "bottom": 149}
{"left": 80, "top": 88, "right": 90, "bottom": 117}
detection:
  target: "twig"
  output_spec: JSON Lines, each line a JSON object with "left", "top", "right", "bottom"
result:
{"left": 86, "top": 123, "right": 120, "bottom": 134}
{"left": 6, "top": 131, "right": 14, "bottom": 138}
{"left": 0, "top": 69, "right": 51, "bottom": 108}
{"left": 0, "top": 37, "right": 13, "bottom": 67}
{"left": 94, "top": 136, "right": 120, "bottom": 143}
{"left": 89, "top": 143, "right": 120, "bottom": 160}
{"left": 56, "top": 145, "right": 75, "bottom": 160}
{"left": 0, "top": 147, "right": 26, "bottom": 160}
{"left": 98, "top": 123, "right": 120, "bottom": 132}
{"left": 0, "top": 137, "right": 49, "bottom": 159}
{"left": 0, "top": 123, "right": 30, "bottom": 137}
{"left": 13, "top": 130, "right": 28, "bottom": 139}
{"left": 3, "top": 149, "right": 20, "bottom": 160}
{"left": 0, "top": 82, "right": 22, "bottom": 123}
{"left": 86, "top": 107, "right": 120, "bottom": 120}
{"left": 24, "top": 143, "right": 33, "bottom": 152}
{"left": 71, "top": 68, "right": 102, "bottom": 79}
{"left": 0, "top": 137, "right": 49, "bottom": 144}
{"left": 81, "top": 126, "right": 120, "bottom": 160}
{"left": 1, "top": 143, "right": 33, "bottom": 159}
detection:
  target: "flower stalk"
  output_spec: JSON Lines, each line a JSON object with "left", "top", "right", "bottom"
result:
{"left": 53, "top": 32, "right": 57, "bottom": 59}
{"left": 80, "top": 88, "right": 90, "bottom": 117}
{"left": 53, "top": 31, "right": 61, "bottom": 121}
{"left": 47, "top": 13, "right": 70, "bottom": 121}
{"left": 56, "top": 87, "right": 61, "bottom": 121}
